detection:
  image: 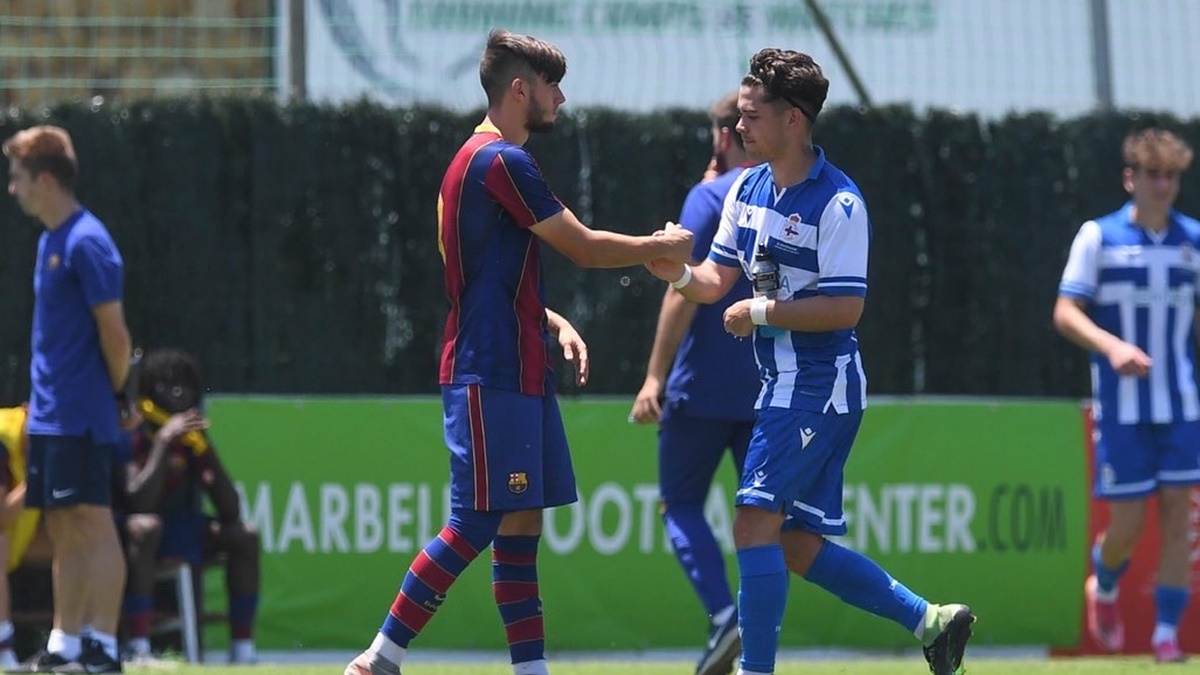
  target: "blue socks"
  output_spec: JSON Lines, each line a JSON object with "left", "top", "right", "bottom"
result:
{"left": 737, "top": 545, "right": 788, "bottom": 674}
{"left": 1092, "top": 541, "right": 1129, "bottom": 594}
{"left": 1156, "top": 585, "right": 1189, "bottom": 630}
{"left": 664, "top": 504, "right": 735, "bottom": 616}
{"left": 803, "top": 540, "right": 927, "bottom": 633}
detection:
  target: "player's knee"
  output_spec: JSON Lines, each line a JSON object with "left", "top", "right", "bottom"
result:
{"left": 732, "top": 505, "right": 784, "bottom": 549}
{"left": 781, "top": 530, "right": 824, "bottom": 575}
{"left": 497, "top": 509, "right": 542, "bottom": 537}
{"left": 126, "top": 514, "right": 164, "bottom": 545}
{"left": 230, "top": 524, "right": 261, "bottom": 558}
{"left": 448, "top": 509, "right": 503, "bottom": 550}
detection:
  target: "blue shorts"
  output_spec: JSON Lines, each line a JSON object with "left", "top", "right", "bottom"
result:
{"left": 158, "top": 511, "right": 210, "bottom": 565}
{"left": 25, "top": 434, "right": 116, "bottom": 509}
{"left": 442, "top": 384, "right": 577, "bottom": 512}
{"left": 1094, "top": 419, "right": 1200, "bottom": 499}
{"left": 736, "top": 408, "right": 862, "bottom": 536}
{"left": 658, "top": 403, "right": 752, "bottom": 506}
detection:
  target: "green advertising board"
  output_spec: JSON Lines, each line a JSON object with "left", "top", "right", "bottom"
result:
{"left": 202, "top": 397, "right": 1086, "bottom": 651}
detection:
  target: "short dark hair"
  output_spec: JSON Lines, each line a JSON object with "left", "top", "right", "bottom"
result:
{"left": 709, "top": 90, "right": 744, "bottom": 148}
{"left": 479, "top": 29, "right": 567, "bottom": 105}
{"left": 2, "top": 125, "right": 78, "bottom": 189}
{"left": 742, "top": 48, "right": 829, "bottom": 123}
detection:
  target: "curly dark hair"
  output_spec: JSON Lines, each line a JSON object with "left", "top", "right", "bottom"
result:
{"left": 136, "top": 347, "right": 203, "bottom": 412}
{"left": 742, "top": 48, "right": 829, "bottom": 123}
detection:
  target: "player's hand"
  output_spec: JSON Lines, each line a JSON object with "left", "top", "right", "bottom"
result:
{"left": 723, "top": 299, "right": 755, "bottom": 338}
{"left": 118, "top": 397, "right": 142, "bottom": 433}
{"left": 656, "top": 222, "right": 693, "bottom": 263}
{"left": 1107, "top": 341, "right": 1151, "bottom": 377}
{"left": 629, "top": 378, "right": 663, "bottom": 424}
{"left": 155, "top": 409, "right": 210, "bottom": 444}
{"left": 556, "top": 321, "right": 590, "bottom": 386}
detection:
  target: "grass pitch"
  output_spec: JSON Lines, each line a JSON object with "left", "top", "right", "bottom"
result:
{"left": 124, "top": 657, "right": 1200, "bottom": 674}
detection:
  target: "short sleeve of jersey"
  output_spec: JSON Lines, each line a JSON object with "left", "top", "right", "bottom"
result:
{"left": 486, "top": 145, "right": 564, "bottom": 229}
{"left": 678, "top": 183, "right": 721, "bottom": 263}
{"left": 816, "top": 192, "right": 869, "bottom": 297}
{"left": 709, "top": 173, "right": 749, "bottom": 268}
{"left": 1059, "top": 220, "right": 1101, "bottom": 301}
{"left": 70, "top": 231, "right": 123, "bottom": 308}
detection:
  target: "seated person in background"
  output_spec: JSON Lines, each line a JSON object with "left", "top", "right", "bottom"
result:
{"left": 0, "top": 405, "right": 48, "bottom": 669}
{"left": 120, "top": 348, "right": 260, "bottom": 664}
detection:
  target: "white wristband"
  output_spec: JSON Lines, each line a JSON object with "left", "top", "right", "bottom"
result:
{"left": 750, "top": 296, "right": 770, "bottom": 325}
{"left": 670, "top": 265, "right": 693, "bottom": 289}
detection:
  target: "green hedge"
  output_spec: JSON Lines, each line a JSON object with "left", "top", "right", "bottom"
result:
{"left": 1, "top": 100, "right": 1197, "bottom": 401}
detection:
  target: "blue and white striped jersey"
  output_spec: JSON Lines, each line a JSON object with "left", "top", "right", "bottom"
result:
{"left": 709, "top": 147, "right": 869, "bottom": 414}
{"left": 1059, "top": 203, "right": 1200, "bottom": 424}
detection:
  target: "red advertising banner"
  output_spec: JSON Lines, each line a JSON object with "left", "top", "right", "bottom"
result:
{"left": 1054, "top": 405, "right": 1200, "bottom": 657}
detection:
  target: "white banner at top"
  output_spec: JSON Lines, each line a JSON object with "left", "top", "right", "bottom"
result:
{"left": 286, "top": 0, "right": 1200, "bottom": 118}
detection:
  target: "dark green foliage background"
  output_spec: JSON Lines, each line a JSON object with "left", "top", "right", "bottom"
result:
{"left": 1, "top": 100, "right": 1196, "bottom": 401}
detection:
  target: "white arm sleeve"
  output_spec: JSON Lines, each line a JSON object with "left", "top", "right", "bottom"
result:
{"left": 1058, "top": 220, "right": 1101, "bottom": 301}
{"left": 816, "top": 192, "right": 870, "bottom": 297}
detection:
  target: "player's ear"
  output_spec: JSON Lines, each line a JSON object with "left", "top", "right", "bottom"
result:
{"left": 1122, "top": 167, "right": 1135, "bottom": 195}
{"left": 510, "top": 76, "right": 528, "bottom": 103}
{"left": 716, "top": 127, "right": 732, "bottom": 154}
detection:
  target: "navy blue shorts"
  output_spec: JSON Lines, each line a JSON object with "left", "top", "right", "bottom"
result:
{"left": 658, "top": 403, "right": 752, "bottom": 506}
{"left": 25, "top": 434, "right": 116, "bottom": 509}
{"left": 158, "top": 511, "right": 210, "bottom": 565}
{"left": 442, "top": 384, "right": 577, "bottom": 512}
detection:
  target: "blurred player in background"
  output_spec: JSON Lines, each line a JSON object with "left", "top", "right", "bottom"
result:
{"left": 0, "top": 405, "right": 46, "bottom": 669}
{"left": 4, "top": 125, "right": 131, "bottom": 674}
{"left": 119, "top": 348, "right": 260, "bottom": 664}
{"left": 1054, "top": 128, "right": 1198, "bottom": 664}
{"left": 629, "top": 90, "right": 758, "bottom": 675}
{"left": 646, "top": 48, "right": 975, "bottom": 675}
{"left": 344, "top": 29, "right": 692, "bottom": 675}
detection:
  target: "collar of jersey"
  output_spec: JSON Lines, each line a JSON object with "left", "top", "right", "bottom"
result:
{"left": 475, "top": 123, "right": 503, "bottom": 137}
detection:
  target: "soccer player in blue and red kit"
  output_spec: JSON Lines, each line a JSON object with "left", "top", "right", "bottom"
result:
{"left": 345, "top": 29, "right": 693, "bottom": 675}
{"left": 4, "top": 125, "right": 131, "bottom": 673}
{"left": 646, "top": 49, "right": 975, "bottom": 675}
{"left": 1055, "top": 128, "right": 1199, "bottom": 663}
{"left": 629, "top": 90, "right": 759, "bottom": 675}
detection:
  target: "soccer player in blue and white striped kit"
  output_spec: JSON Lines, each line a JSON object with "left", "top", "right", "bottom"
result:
{"left": 646, "top": 48, "right": 974, "bottom": 675}
{"left": 1055, "top": 128, "right": 1198, "bottom": 664}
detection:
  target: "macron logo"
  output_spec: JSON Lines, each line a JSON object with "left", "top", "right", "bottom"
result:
{"left": 839, "top": 195, "right": 855, "bottom": 218}
{"left": 800, "top": 427, "right": 815, "bottom": 449}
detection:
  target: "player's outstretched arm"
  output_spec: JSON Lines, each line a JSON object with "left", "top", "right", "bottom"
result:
{"left": 546, "top": 308, "right": 589, "bottom": 386}
{"left": 646, "top": 256, "right": 741, "bottom": 306}
{"left": 530, "top": 208, "right": 692, "bottom": 268}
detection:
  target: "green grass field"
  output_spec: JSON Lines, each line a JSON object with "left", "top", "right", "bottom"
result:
{"left": 122, "top": 658, "right": 1200, "bottom": 674}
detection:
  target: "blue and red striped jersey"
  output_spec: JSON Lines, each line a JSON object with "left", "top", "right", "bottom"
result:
{"left": 437, "top": 124, "right": 565, "bottom": 396}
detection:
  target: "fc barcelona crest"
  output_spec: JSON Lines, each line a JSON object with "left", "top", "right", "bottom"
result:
{"left": 507, "top": 471, "right": 529, "bottom": 494}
